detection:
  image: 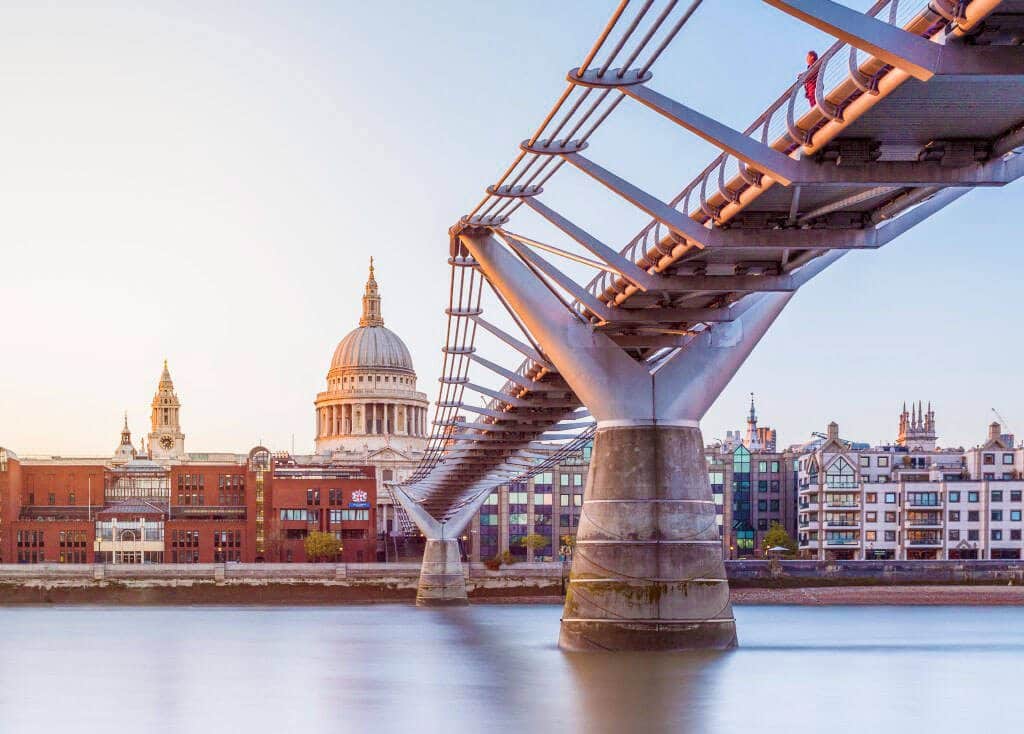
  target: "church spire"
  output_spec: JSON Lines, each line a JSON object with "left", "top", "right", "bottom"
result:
{"left": 120, "top": 411, "right": 132, "bottom": 446}
{"left": 359, "top": 257, "right": 385, "bottom": 327}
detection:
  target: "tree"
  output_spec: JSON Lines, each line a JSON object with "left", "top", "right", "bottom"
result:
{"left": 761, "top": 522, "right": 797, "bottom": 557}
{"left": 520, "top": 532, "right": 550, "bottom": 557}
{"left": 304, "top": 531, "right": 343, "bottom": 562}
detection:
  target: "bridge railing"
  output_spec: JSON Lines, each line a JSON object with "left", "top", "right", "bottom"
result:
{"left": 583, "top": 0, "right": 939, "bottom": 305}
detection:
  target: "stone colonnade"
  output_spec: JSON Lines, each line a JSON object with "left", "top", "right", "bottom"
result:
{"left": 317, "top": 402, "right": 428, "bottom": 439}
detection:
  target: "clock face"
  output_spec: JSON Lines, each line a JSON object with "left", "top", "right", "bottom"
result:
{"left": 160, "top": 435, "right": 175, "bottom": 450}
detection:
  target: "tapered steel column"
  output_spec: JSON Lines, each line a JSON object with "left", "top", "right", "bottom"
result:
{"left": 458, "top": 231, "right": 843, "bottom": 650}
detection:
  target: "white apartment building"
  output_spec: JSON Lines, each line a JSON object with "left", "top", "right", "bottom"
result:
{"left": 797, "top": 406, "right": 1024, "bottom": 560}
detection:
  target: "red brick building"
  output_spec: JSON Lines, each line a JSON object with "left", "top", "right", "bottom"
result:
{"left": 0, "top": 366, "right": 377, "bottom": 565}
{"left": 0, "top": 444, "right": 376, "bottom": 564}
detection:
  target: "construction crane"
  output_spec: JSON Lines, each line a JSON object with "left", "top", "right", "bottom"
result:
{"left": 991, "top": 408, "right": 1014, "bottom": 435}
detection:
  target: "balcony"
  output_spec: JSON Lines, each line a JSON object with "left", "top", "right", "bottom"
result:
{"left": 824, "top": 520, "right": 860, "bottom": 529}
{"left": 906, "top": 536, "right": 943, "bottom": 547}
{"left": 824, "top": 537, "right": 860, "bottom": 547}
{"left": 905, "top": 499, "right": 941, "bottom": 509}
{"left": 823, "top": 501, "right": 860, "bottom": 511}
{"left": 906, "top": 517, "right": 943, "bottom": 528}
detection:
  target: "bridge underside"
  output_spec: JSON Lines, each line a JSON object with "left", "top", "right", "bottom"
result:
{"left": 396, "top": 0, "right": 1024, "bottom": 649}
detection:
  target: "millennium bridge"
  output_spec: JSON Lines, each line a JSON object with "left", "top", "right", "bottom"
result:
{"left": 392, "top": 0, "right": 1024, "bottom": 651}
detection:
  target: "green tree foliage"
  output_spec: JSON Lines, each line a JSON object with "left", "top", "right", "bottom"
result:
{"left": 304, "top": 531, "right": 343, "bottom": 562}
{"left": 519, "top": 533, "right": 550, "bottom": 553}
{"left": 761, "top": 521, "right": 798, "bottom": 557}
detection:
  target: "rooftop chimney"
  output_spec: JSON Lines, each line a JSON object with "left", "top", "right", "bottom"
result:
{"left": 989, "top": 422, "right": 1002, "bottom": 442}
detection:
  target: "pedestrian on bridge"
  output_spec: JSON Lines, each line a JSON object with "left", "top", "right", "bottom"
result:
{"left": 804, "top": 50, "right": 818, "bottom": 107}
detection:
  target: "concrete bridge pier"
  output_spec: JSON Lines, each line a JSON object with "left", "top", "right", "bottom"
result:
{"left": 416, "top": 537, "right": 468, "bottom": 606}
{"left": 392, "top": 486, "right": 478, "bottom": 606}
{"left": 560, "top": 422, "right": 736, "bottom": 650}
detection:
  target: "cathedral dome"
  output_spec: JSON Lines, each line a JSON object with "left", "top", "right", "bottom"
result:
{"left": 331, "top": 325, "right": 414, "bottom": 373}
{"left": 327, "top": 258, "right": 415, "bottom": 375}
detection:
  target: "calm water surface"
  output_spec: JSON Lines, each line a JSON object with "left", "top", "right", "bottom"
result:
{"left": 0, "top": 604, "right": 1021, "bottom": 733}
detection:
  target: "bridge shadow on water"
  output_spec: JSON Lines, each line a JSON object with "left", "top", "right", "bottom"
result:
{"left": 422, "top": 605, "right": 731, "bottom": 733}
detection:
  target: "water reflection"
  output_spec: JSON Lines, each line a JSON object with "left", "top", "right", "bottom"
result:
{"left": 564, "top": 649, "right": 728, "bottom": 733}
{"left": 0, "top": 604, "right": 1020, "bottom": 733}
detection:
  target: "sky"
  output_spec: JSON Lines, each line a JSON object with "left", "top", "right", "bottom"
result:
{"left": 0, "top": 0, "right": 1020, "bottom": 457}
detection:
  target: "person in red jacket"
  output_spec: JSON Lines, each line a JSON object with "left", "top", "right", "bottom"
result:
{"left": 804, "top": 50, "right": 819, "bottom": 107}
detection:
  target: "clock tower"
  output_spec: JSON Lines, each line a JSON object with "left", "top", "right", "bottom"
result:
{"left": 148, "top": 359, "right": 185, "bottom": 461}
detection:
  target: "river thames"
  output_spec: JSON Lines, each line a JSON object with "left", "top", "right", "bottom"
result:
{"left": 0, "top": 604, "right": 1020, "bottom": 732}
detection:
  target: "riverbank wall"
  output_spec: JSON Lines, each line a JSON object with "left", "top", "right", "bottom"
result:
{"left": 1, "top": 560, "right": 1023, "bottom": 604}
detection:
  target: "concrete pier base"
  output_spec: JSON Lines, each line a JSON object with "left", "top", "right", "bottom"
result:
{"left": 416, "top": 538, "right": 468, "bottom": 606}
{"left": 559, "top": 425, "right": 738, "bottom": 651}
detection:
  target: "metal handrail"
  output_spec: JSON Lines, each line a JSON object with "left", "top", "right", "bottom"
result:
{"left": 582, "top": 0, "right": 938, "bottom": 302}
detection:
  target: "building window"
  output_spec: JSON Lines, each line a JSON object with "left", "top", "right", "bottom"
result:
{"left": 949, "top": 511, "right": 960, "bottom": 522}
{"left": 865, "top": 530, "right": 877, "bottom": 541}
{"left": 884, "top": 512, "right": 897, "bottom": 523}
{"left": 983, "top": 454, "right": 995, "bottom": 465}
{"left": 826, "top": 458, "right": 857, "bottom": 489}
{"left": 968, "top": 492, "right": 980, "bottom": 503}
{"left": 770, "top": 500, "right": 779, "bottom": 512}
{"left": 884, "top": 531, "right": 896, "bottom": 542}
{"left": 329, "top": 509, "right": 370, "bottom": 522}
{"left": 866, "top": 493, "right": 877, "bottom": 504}
{"left": 758, "top": 519, "right": 768, "bottom": 530}
{"left": 170, "top": 530, "right": 200, "bottom": 563}
{"left": 58, "top": 530, "right": 88, "bottom": 563}
{"left": 280, "top": 509, "right": 312, "bottom": 522}
{"left": 992, "top": 529, "right": 1003, "bottom": 541}
{"left": 1012, "top": 491, "right": 1022, "bottom": 503}
{"left": 307, "top": 488, "right": 320, "bottom": 506}
{"left": 771, "top": 461, "right": 780, "bottom": 473}
{"left": 177, "top": 474, "right": 205, "bottom": 506}
{"left": 884, "top": 493, "right": 896, "bottom": 504}
{"left": 758, "top": 461, "right": 768, "bottom": 473}
{"left": 949, "top": 529, "right": 960, "bottom": 541}
{"left": 968, "top": 530, "right": 979, "bottom": 541}
{"left": 865, "top": 512, "right": 877, "bottom": 522}
{"left": 968, "top": 511, "right": 980, "bottom": 522}
{"left": 757, "top": 500, "right": 767, "bottom": 512}
{"left": 218, "top": 475, "right": 245, "bottom": 505}
{"left": 992, "top": 510, "right": 1004, "bottom": 522}
{"left": 949, "top": 491, "right": 960, "bottom": 503}
{"left": 758, "top": 480, "right": 768, "bottom": 493}
{"left": 1011, "top": 510, "right": 1022, "bottom": 522}
{"left": 213, "top": 530, "right": 242, "bottom": 562}
{"left": 859, "top": 456, "right": 871, "bottom": 467}
{"left": 48, "top": 493, "right": 55, "bottom": 506}
{"left": 877, "top": 456, "right": 890, "bottom": 468}
{"left": 1003, "top": 454, "right": 1014, "bottom": 465}
{"left": 770, "top": 480, "right": 780, "bottom": 493}
{"left": 993, "top": 491, "right": 1004, "bottom": 503}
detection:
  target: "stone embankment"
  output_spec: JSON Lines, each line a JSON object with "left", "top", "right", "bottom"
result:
{"left": 0, "top": 562, "right": 562, "bottom": 604}
{"left": 1, "top": 560, "right": 1023, "bottom": 604}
